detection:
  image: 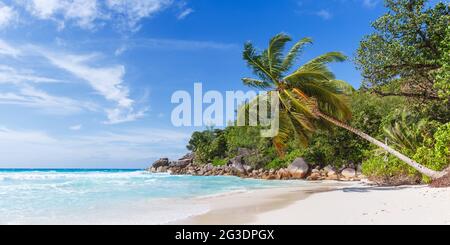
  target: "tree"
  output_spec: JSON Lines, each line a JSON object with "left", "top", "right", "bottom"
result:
{"left": 435, "top": 25, "right": 450, "bottom": 100}
{"left": 356, "top": 0, "right": 449, "bottom": 102}
{"left": 241, "top": 33, "right": 446, "bottom": 179}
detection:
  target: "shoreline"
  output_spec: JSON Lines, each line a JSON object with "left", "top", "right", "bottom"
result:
{"left": 172, "top": 181, "right": 360, "bottom": 225}
{"left": 174, "top": 181, "right": 450, "bottom": 225}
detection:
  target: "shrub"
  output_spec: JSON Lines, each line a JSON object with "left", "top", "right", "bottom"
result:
{"left": 361, "top": 154, "right": 421, "bottom": 185}
{"left": 265, "top": 149, "right": 303, "bottom": 170}
{"left": 212, "top": 158, "right": 228, "bottom": 167}
{"left": 413, "top": 123, "right": 450, "bottom": 182}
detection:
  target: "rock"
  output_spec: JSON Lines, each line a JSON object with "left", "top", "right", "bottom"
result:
{"left": 205, "top": 163, "right": 214, "bottom": 172}
{"left": 228, "top": 156, "right": 246, "bottom": 173}
{"left": 179, "top": 153, "right": 195, "bottom": 162}
{"left": 326, "top": 174, "right": 339, "bottom": 181}
{"left": 266, "top": 173, "right": 277, "bottom": 180}
{"left": 287, "top": 158, "right": 310, "bottom": 179}
{"left": 276, "top": 168, "right": 291, "bottom": 180}
{"left": 307, "top": 172, "right": 321, "bottom": 181}
{"left": 312, "top": 169, "right": 320, "bottom": 173}
{"left": 156, "top": 166, "right": 168, "bottom": 173}
{"left": 152, "top": 158, "right": 170, "bottom": 168}
{"left": 243, "top": 165, "right": 253, "bottom": 172}
{"left": 237, "top": 148, "right": 252, "bottom": 156}
{"left": 341, "top": 168, "right": 356, "bottom": 179}
{"left": 323, "top": 165, "right": 336, "bottom": 176}
{"left": 356, "top": 164, "right": 363, "bottom": 176}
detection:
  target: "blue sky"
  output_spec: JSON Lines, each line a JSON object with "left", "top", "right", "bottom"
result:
{"left": 0, "top": 0, "right": 388, "bottom": 168}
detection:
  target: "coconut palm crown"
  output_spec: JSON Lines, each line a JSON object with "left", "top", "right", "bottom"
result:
{"left": 241, "top": 33, "right": 352, "bottom": 155}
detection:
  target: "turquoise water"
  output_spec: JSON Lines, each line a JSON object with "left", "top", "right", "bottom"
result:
{"left": 0, "top": 169, "right": 298, "bottom": 224}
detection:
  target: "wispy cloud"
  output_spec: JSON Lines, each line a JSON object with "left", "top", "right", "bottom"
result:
{"left": 34, "top": 47, "right": 146, "bottom": 124}
{"left": 0, "top": 84, "right": 98, "bottom": 114}
{"left": 0, "top": 38, "right": 145, "bottom": 123}
{"left": 361, "top": 0, "right": 379, "bottom": 8}
{"left": 19, "top": 0, "right": 100, "bottom": 30}
{"left": 0, "top": 1, "right": 17, "bottom": 29}
{"left": 177, "top": 7, "right": 193, "bottom": 20}
{"left": 106, "top": 0, "right": 173, "bottom": 31}
{"left": 0, "top": 126, "right": 190, "bottom": 167}
{"left": 69, "top": 124, "right": 82, "bottom": 130}
{"left": 12, "top": 0, "right": 181, "bottom": 31}
{"left": 130, "top": 38, "right": 237, "bottom": 50}
{"left": 114, "top": 44, "right": 127, "bottom": 56}
{"left": 316, "top": 9, "right": 332, "bottom": 20}
{"left": 0, "top": 39, "right": 21, "bottom": 57}
{"left": 0, "top": 126, "right": 55, "bottom": 143}
{"left": 0, "top": 65, "right": 62, "bottom": 84}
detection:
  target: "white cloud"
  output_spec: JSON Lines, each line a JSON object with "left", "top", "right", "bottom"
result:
{"left": 42, "top": 52, "right": 133, "bottom": 108}
{"left": 0, "top": 126, "right": 56, "bottom": 143}
{"left": 0, "top": 84, "right": 98, "bottom": 114}
{"left": 0, "top": 38, "right": 146, "bottom": 123}
{"left": 0, "top": 39, "right": 21, "bottom": 57}
{"left": 69, "top": 124, "right": 82, "bottom": 130}
{"left": 0, "top": 1, "right": 17, "bottom": 29}
{"left": 362, "top": 0, "right": 379, "bottom": 8}
{"left": 177, "top": 7, "right": 193, "bottom": 20}
{"left": 131, "top": 38, "right": 237, "bottom": 50}
{"left": 114, "top": 44, "right": 127, "bottom": 56}
{"left": 0, "top": 126, "right": 190, "bottom": 167}
{"left": 20, "top": 0, "right": 100, "bottom": 29}
{"left": 316, "top": 9, "right": 332, "bottom": 20}
{"left": 106, "top": 0, "right": 173, "bottom": 31}
{"left": 104, "top": 107, "right": 147, "bottom": 124}
{"left": 0, "top": 65, "right": 62, "bottom": 84}
{"left": 15, "top": 0, "right": 176, "bottom": 31}
{"left": 38, "top": 49, "right": 146, "bottom": 123}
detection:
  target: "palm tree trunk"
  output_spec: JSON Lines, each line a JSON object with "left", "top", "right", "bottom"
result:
{"left": 316, "top": 111, "right": 445, "bottom": 179}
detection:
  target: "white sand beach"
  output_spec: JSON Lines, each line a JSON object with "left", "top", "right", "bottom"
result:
{"left": 180, "top": 181, "right": 450, "bottom": 225}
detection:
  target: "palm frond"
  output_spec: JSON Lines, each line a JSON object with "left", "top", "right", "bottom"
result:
{"left": 303, "top": 51, "right": 347, "bottom": 68}
{"left": 281, "top": 37, "right": 313, "bottom": 72}
{"left": 282, "top": 89, "right": 317, "bottom": 121}
{"left": 243, "top": 42, "right": 277, "bottom": 83}
{"left": 333, "top": 79, "right": 355, "bottom": 95}
{"left": 264, "top": 33, "right": 292, "bottom": 77}
{"left": 292, "top": 80, "right": 352, "bottom": 121}
{"left": 241, "top": 78, "right": 273, "bottom": 89}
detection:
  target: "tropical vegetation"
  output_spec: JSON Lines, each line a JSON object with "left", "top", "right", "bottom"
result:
{"left": 186, "top": 0, "right": 450, "bottom": 184}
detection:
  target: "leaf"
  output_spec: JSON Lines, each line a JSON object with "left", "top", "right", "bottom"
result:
{"left": 281, "top": 37, "right": 313, "bottom": 71}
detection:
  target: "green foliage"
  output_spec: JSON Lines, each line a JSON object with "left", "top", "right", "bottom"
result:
{"left": 413, "top": 123, "right": 450, "bottom": 173}
{"left": 435, "top": 25, "right": 450, "bottom": 100}
{"left": 187, "top": 128, "right": 227, "bottom": 164}
{"left": 212, "top": 158, "right": 228, "bottom": 167}
{"left": 224, "top": 126, "right": 271, "bottom": 156}
{"left": 356, "top": 0, "right": 449, "bottom": 104}
{"left": 266, "top": 149, "right": 303, "bottom": 170}
{"left": 382, "top": 111, "right": 426, "bottom": 152}
{"left": 361, "top": 154, "right": 419, "bottom": 181}
{"left": 363, "top": 122, "right": 450, "bottom": 183}
{"left": 299, "top": 92, "right": 405, "bottom": 167}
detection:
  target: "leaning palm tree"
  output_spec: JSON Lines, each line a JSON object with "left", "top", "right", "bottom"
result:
{"left": 240, "top": 33, "right": 445, "bottom": 179}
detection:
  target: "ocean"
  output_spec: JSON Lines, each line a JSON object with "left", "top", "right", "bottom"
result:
{"left": 0, "top": 169, "right": 298, "bottom": 224}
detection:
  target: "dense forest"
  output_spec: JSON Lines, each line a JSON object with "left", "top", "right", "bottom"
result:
{"left": 186, "top": 0, "right": 450, "bottom": 184}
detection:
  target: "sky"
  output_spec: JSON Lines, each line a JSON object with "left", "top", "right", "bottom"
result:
{"left": 0, "top": 0, "right": 389, "bottom": 168}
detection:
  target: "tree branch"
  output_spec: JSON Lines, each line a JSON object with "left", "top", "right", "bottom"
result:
{"left": 371, "top": 89, "right": 440, "bottom": 100}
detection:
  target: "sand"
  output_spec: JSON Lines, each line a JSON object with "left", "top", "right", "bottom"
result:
{"left": 178, "top": 181, "right": 450, "bottom": 225}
